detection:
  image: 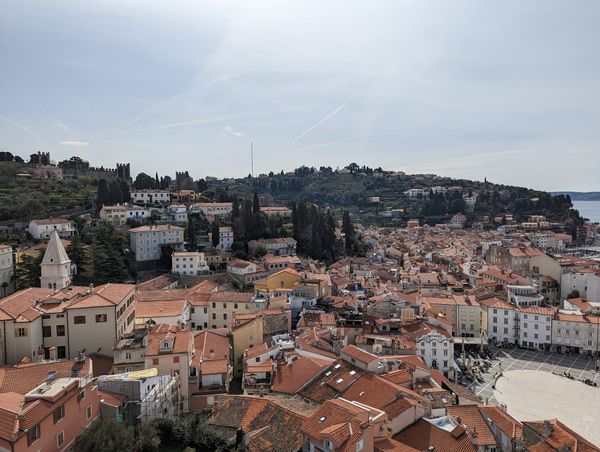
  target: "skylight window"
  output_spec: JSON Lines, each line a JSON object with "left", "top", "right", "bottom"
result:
{"left": 325, "top": 371, "right": 332, "bottom": 376}
{"left": 319, "top": 416, "right": 326, "bottom": 422}
{"left": 336, "top": 378, "right": 344, "bottom": 384}
{"left": 349, "top": 370, "right": 356, "bottom": 375}
{"left": 334, "top": 364, "right": 342, "bottom": 369}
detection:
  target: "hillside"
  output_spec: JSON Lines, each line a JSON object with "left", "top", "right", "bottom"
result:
{"left": 218, "top": 166, "right": 578, "bottom": 227}
{"left": 0, "top": 163, "right": 96, "bottom": 223}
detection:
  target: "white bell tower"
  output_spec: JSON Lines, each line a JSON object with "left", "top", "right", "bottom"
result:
{"left": 40, "top": 230, "right": 72, "bottom": 290}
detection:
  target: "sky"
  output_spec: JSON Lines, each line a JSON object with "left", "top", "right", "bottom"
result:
{"left": 1, "top": 0, "right": 599, "bottom": 191}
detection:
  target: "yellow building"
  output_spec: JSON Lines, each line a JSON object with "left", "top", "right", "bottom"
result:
{"left": 99, "top": 205, "right": 127, "bottom": 226}
{"left": 254, "top": 268, "right": 300, "bottom": 296}
{"left": 230, "top": 313, "right": 263, "bottom": 376}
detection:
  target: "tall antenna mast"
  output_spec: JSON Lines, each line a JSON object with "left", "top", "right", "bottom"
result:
{"left": 251, "top": 141, "right": 254, "bottom": 178}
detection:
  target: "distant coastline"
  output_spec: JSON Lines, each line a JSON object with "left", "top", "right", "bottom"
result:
{"left": 552, "top": 191, "right": 600, "bottom": 201}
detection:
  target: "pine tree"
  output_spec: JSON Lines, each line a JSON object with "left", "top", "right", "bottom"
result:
{"left": 211, "top": 220, "right": 220, "bottom": 249}
{"left": 97, "top": 179, "right": 111, "bottom": 209}
{"left": 253, "top": 192, "right": 260, "bottom": 214}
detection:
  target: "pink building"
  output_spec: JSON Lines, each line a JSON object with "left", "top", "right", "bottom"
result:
{"left": 0, "top": 358, "right": 101, "bottom": 451}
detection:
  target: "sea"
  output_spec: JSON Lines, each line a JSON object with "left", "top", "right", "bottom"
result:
{"left": 573, "top": 200, "right": 600, "bottom": 223}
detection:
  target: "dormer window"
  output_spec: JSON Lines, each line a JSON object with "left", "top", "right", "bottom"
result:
{"left": 161, "top": 340, "right": 172, "bottom": 351}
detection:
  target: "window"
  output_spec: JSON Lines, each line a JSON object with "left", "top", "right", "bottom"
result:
{"left": 43, "top": 326, "right": 52, "bottom": 337}
{"left": 27, "top": 424, "right": 40, "bottom": 445}
{"left": 53, "top": 405, "right": 64, "bottom": 423}
{"left": 152, "top": 358, "right": 159, "bottom": 365}
{"left": 57, "top": 431, "right": 64, "bottom": 447}
{"left": 173, "top": 356, "right": 180, "bottom": 363}
{"left": 86, "top": 405, "right": 93, "bottom": 420}
{"left": 212, "top": 313, "right": 216, "bottom": 320}
{"left": 15, "top": 328, "right": 27, "bottom": 337}
{"left": 125, "top": 352, "right": 132, "bottom": 360}
{"left": 95, "top": 314, "right": 107, "bottom": 323}
{"left": 223, "top": 313, "right": 227, "bottom": 320}
{"left": 56, "top": 325, "right": 65, "bottom": 336}
{"left": 74, "top": 315, "right": 86, "bottom": 324}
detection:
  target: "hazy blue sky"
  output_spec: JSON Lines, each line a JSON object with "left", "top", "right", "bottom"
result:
{"left": 1, "top": 1, "right": 599, "bottom": 191}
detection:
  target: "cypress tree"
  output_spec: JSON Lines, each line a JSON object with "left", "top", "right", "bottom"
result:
{"left": 253, "top": 192, "right": 260, "bottom": 214}
{"left": 211, "top": 220, "right": 220, "bottom": 249}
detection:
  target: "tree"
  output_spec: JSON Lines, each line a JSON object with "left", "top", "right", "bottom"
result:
{"left": 211, "top": 220, "right": 221, "bottom": 249}
{"left": 109, "top": 179, "right": 124, "bottom": 204}
{"left": 196, "top": 178, "right": 208, "bottom": 192}
{"left": 253, "top": 192, "right": 260, "bottom": 214}
{"left": 134, "top": 172, "right": 156, "bottom": 189}
{"left": 73, "top": 418, "right": 135, "bottom": 452}
{"left": 97, "top": 179, "right": 111, "bottom": 208}
{"left": 16, "top": 252, "right": 43, "bottom": 290}
{"left": 342, "top": 210, "right": 356, "bottom": 254}
{"left": 135, "top": 422, "right": 161, "bottom": 452}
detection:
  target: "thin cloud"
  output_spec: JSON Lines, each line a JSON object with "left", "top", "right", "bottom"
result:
{"left": 0, "top": 116, "right": 41, "bottom": 145}
{"left": 59, "top": 140, "right": 90, "bottom": 147}
{"left": 224, "top": 125, "right": 245, "bottom": 137}
{"left": 286, "top": 92, "right": 359, "bottom": 149}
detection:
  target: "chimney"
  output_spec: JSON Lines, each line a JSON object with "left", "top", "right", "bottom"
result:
{"left": 456, "top": 415, "right": 462, "bottom": 425}
{"left": 49, "top": 346, "right": 58, "bottom": 361}
{"left": 470, "top": 427, "right": 479, "bottom": 447}
{"left": 18, "top": 415, "right": 25, "bottom": 432}
{"left": 544, "top": 420, "right": 553, "bottom": 437}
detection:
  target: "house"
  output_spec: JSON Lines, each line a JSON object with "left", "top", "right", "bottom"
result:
{"left": 0, "top": 358, "right": 101, "bottom": 452}
{"left": 171, "top": 251, "right": 209, "bottom": 276}
{"left": 302, "top": 398, "right": 384, "bottom": 452}
{"left": 129, "top": 224, "right": 184, "bottom": 262}
{"left": 28, "top": 219, "right": 75, "bottom": 240}
{"left": 130, "top": 189, "right": 171, "bottom": 205}
{"left": 416, "top": 329, "right": 454, "bottom": 378}
{"left": 394, "top": 416, "right": 477, "bottom": 452}
{"left": 189, "top": 202, "right": 232, "bottom": 222}
{"left": 248, "top": 238, "right": 297, "bottom": 257}
{"left": 166, "top": 204, "right": 188, "bottom": 224}
{"left": 143, "top": 324, "right": 193, "bottom": 412}
{"left": 207, "top": 396, "right": 311, "bottom": 452}
{"left": 254, "top": 268, "right": 301, "bottom": 297}
{"left": 100, "top": 204, "right": 152, "bottom": 225}
{"left": 189, "top": 329, "right": 232, "bottom": 410}
{"left": 226, "top": 259, "right": 266, "bottom": 287}
{"left": 260, "top": 206, "right": 293, "bottom": 218}
{"left": 208, "top": 227, "right": 234, "bottom": 251}
{"left": 522, "top": 419, "right": 598, "bottom": 451}
{"left": 230, "top": 313, "right": 264, "bottom": 377}
{"left": 97, "top": 369, "right": 180, "bottom": 422}
{"left": 0, "top": 244, "right": 14, "bottom": 298}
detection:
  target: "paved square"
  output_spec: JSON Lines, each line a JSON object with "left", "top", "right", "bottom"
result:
{"left": 467, "top": 347, "right": 600, "bottom": 404}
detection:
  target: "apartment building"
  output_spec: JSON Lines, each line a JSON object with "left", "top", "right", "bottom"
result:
{"left": 416, "top": 329, "right": 454, "bottom": 378}
{"left": 166, "top": 204, "right": 188, "bottom": 224}
{"left": 130, "top": 189, "right": 171, "bottom": 205}
{"left": 207, "top": 292, "right": 262, "bottom": 329}
{"left": 561, "top": 269, "right": 600, "bottom": 302}
{"left": 454, "top": 294, "right": 483, "bottom": 338}
{"left": 552, "top": 313, "right": 600, "bottom": 355}
{"left": 100, "top": 204, "right": 151, "bottom": 225}
{"left": 129, "top": 224, "right": 184, "bottom": 262}
{"left": 480, "top": 298, "right": 517, "bottom": 344}
{"left": 28, "top": 218, "right": 75, "bottom": 240}
{"left": 172, "top": 251, "right": 209, "bottom": 276}
{"left": 518, "top": 306, "right": 554, "bottom": 350}
{"left": 0, "top": 358, "right": 101, "bottom": 452}
{"left": 507, "top": 285, "right": 544, "bottom": 307}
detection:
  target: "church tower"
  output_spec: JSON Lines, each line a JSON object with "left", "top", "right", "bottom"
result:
{"left": 40, "top": 230, "right": 73, "bottom": 290}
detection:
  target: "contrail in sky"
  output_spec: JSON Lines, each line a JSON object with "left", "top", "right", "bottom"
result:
{"left": 287, "top": 92, "right": 359, "bottom": 149}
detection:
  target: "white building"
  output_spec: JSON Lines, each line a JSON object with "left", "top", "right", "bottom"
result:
{"left": 189, "top": 202, "right": 233, "bottom": 221}
{"left": 208, "top": 227, "right": 234, "bottom": 251}
{"left": 463, "top": 195, "right": 477, "bottom": 212}
{"left": 0, "top": 244, "right": 14, "bottom": 298}
{"left": 416, "top": 330, "right": 454, "bottom": 378}
{"left": 405, "top": 188, "right": 426, "bottom": 198}
{"left": 167, "top": 204, "right": 188, "bottom": 224}
{"left": 482, "top": 298, "right": 517, "bottom": 344}
{"left": 561, "top": 270, "right": 600, "bottom": 302}
{"left": 40, "top": 230, "right": 73, "bottom": 290}
{"left": 28, "top": 218, "right": 75, "bottom": 240}
{"left": 172, "top": 251, "right": 209, "bottom": 276}
{"left": 131, "top": 189, "right": 171, "bottom": 205}
{"left": 507, "top": 285, "right": 544, "bottom": 307}
{"left": 129, "top": 225, "right": 184, "bottom": 262}
{"left": 518, "top": 306, "right": 554, "bottom": 350}
{"left": 127, "top": 205, "right": 151, "bottom": 221}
